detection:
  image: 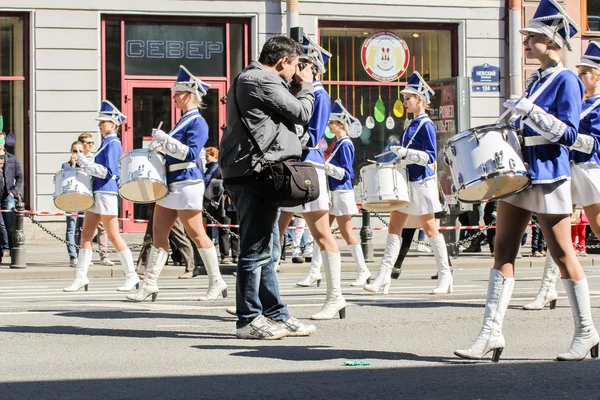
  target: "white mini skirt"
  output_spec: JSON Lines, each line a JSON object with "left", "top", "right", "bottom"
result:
{"left": 329, "top": 190, "right": 359, "bottom": 216}
{"left": 502, "top": 179, "right": 571, "bottom": 215}
{"left": 397, "top": 178, "right": 442, "bottom": 216}
{"left": 281, "top": 167, "right": 329, "bottom": 213}
{"left": 571, "top": 162, "right": 600, "bottom": 207}
{"left": 88, "top": 192, "right": 119, "bottom": 216}
{"left": 156, "top": 181, "right": 204, "bottom": 210}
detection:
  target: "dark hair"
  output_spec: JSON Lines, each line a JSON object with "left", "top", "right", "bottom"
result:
{"left": 258, "top": 36, "right": 303, "bottom": 67}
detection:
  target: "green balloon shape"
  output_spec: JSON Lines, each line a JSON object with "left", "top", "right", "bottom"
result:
{"left": 324, "top": 126, "right": 335, "bottom": 140}
{"left": 374, "top": 98, "right": 386, "bottom": 123}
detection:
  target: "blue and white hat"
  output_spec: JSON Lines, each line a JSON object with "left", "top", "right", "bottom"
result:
{"left": 400, "top": 72, "right": 435, "bottom": 105}
{"left": 172, "top": 65, "right": 210, "bottom": 103}
{"left": 95, "top": 100, "right": 126, "bottom": 126}
{"left": 577, "top": 41, "right": 600, "bottom": 70}
{"left": 519, "top": 0, "right": 579, "bottom": 51}
{"left": 330, "top": 99, "right": 362, "bottom": 138}
{"left": 301, "top": 34, "right": 332, "bottom": 75}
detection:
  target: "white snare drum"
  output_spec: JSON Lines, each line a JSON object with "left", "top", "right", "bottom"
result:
{"left": 118, "top": 149, "right": 168, "bottom": 203}
{"left": 53, "top": 168, "right": 94, "bottom": 212}
{"left": 444, "top": 123, "right": 530, "bottom": 203}
{"left": 360, "top": 163, "right": 410, "bottom": 211}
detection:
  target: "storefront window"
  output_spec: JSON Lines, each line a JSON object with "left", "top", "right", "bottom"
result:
{"left": 0, "top": 15, "right": 27, "bottom": 200}
{"left": 586, "top": 1, "right": 600, "bottom": 32}
{"left": 319, "top": 26, "right": 456, "bottom": 178}
{"left": 105, "top": 20, "right": 121, "bottom": 110}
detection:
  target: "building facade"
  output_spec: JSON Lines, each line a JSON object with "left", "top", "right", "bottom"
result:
{"left": 0, "top": 0, "right": 594, "bottom": 234}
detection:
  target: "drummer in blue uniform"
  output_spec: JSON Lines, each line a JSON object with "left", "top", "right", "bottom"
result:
{"left": 524, "top": 41, "right": 600, "bottom": 312}
{"left": 364, "top": 72, "right": 453, "bottom": 296}
{"left": 324, "top": 100, "right": 371, "bottom": 286}
{"left": 456, "top": 0, "right": 599, "bottom": 362}
{"left": 277, "top": 34, "right": 346, "bottom": 320}
{"left": 64, "top": 100, "right": 139, "bottom": 293}
{"left": 127, "top": 65, "right": 227, "bottom": 302}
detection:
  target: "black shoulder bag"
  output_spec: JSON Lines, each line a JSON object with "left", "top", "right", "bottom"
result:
{"left": 232, "top": 78, "right": 320, "bottom": 208}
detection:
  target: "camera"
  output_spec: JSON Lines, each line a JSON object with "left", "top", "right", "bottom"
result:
{"left": 297, "top": 61, "right": 318, "bottom": 79}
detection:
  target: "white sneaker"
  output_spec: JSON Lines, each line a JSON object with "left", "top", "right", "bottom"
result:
{"left": 273, "top": 317, "right": 316, "bottom": 337}
{"left": 236, "top": 315, "right": 288, "bottom": 340}
{"left": 101, "top": 258, "right": 115, "bottom": 266}
{"left": 417, "top": 243, "right": 432, "bottom": 253}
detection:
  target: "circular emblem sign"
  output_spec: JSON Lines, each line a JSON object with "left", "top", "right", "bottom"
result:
{"left": 361, "top": 31, "right": 410, "bottom": 82}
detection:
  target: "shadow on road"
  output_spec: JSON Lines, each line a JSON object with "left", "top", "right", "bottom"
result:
{"left": 1, "top": 361, "right": 599, "bottom": 400}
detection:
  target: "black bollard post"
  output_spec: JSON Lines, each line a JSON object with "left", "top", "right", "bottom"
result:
{"left": 360, "top": 209, "right": 373, "bottom": 262}
{"left": 10, "top": 199, "right": 26, "bottom": 269}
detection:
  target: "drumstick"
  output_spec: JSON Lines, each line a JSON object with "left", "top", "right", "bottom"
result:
{"left": 374, "top": 150, "right": 393, "bottom": 158}
{"left": 496, "top": 92, "right": 528, "bottom": 124}
{"left": 148, "top": 121, "right": 164, "bottom": 151}
{"left": 367, "top": 159, "right": 377, "bottom": 164}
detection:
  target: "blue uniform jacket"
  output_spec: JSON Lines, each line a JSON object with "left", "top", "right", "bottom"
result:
{"left": 327, "top": 136, "right": 354, "bottom": 191}
{"left": 571, "top": 94, "right": 600, "bottom": 166}
{"left": 302, "top": 81, "right": 330, "bottom": 165}
{"left": 398, "top": 114, "right": 437, "bottom": 182}
{"left": 93, "top": 134, "right": 121, "bottom": 194}
{"left": 165, "top": 108, "right": 208, "bottom": 185}
{"left": 516, "top": 67, "right": 583, "bottom": 183}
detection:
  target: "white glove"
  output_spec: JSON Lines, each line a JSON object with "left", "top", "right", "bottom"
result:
{"left": 570, "top": 134, "right": 595, "bottom": 154}
{"left": 77, "top": 152, "right": 91, "bottom": 167}
{"left": 162, "top": 136, "right": 190, "bottom": 160}
{"left": 324, "top": 163, "right": 345, "bottom": 180}
{"left": 391, "top": 146, "right": 429, "bottom": 166}
{"left": 390, "top": 146, "right": 408, "bottom": 158}
{"left": 503, "top": 95, "right": 534, "bottom": 117}
{"left": 152, "top": 129, "right": 169, "bottom": 143}
{"left": 83, "top": 163, "right": 108, "bottom": 179}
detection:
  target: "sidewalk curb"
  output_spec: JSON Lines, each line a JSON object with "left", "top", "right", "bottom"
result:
{"left": 0, "top": 257, "right": 598, "bottom": 281}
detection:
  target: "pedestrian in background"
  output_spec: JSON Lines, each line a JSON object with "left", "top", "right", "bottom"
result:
{"left": 63, "top": 140, "right": 84, "bottom": 268}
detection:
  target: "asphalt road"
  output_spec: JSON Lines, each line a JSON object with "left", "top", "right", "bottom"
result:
{"left": 1, "top": 267, "right": 600, "bottom": 399}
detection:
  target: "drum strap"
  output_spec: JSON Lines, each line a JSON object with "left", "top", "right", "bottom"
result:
{"left": 523, "top": 136, "right": 552, "bottom": 147}
{"left": 402, "top": 117, "right": 430, "bottom": 149}
{"left": 168, "top": 162, "right": 197, "bottom": 172}
{"left": 327, "top": 136, "right": 352, "bottom": 162}
{"left": 527, "top": 67, "right": 566, "bottom": 103}
{"left": 580, "top": 97, "right": 600, "bottom": 120}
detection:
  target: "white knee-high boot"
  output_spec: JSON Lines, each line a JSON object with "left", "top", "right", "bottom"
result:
{"left": 364, "top": 234, "right": 401, "bottom": 294}
{"left": 311, "top": 251, "right": 346, "bottom": 320}
{"left": 198, "top": 246, "right": 228, "bottom": 301}
{"left": 430, "top": 235, "right": 453, "bottom": 294}
{"left": 522, "top": 253, "right": 559, "bottom": 310}
{"left": 556, "top": 278, "right": 600, "bottom": 361}
{"left": 126, "top": 246, "right": 167, "bottom": 302}
{"left": 349, "top": 244, "right": 371, "bottom": 286}
{"left": 454, "top": 269, "right": 514, "bottom": 362}
{"left": 64, "top": 248, "right": 92, "bottom": 292}
{"left": 296, "top": 244, "right": 322, "bottom": 287}
{"left": 116, "top": 248, "right": 140, "bottom": 292}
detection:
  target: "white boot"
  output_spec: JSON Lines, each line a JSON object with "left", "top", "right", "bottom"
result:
{"left": 430, "top": 235, "right": 453, "bottom": 295}
{"left": 198, "top": 246, "right": 228, "bottom": 301}
{"left": 63, "top": 248, "right": 92, "bottom": 292}
{"left": 522, "top": 253, "right": 559, "bottom": 310}
{"left": 349, "top": 244, "right": 371, "bottom": 286}
{"left": 364, "top": 234, "right": 401, "bottom": 294}
{"left": 454, "top": 269, "right": 514, "bottom": 362}
{"left": 126, "top": 246, "right": 167, "bottom": 302}
{"left": 116, "top": 248, "right": 140, "bottom": 292}
{"left": 556, "top": 278, "right": 600, "bottom": 361}
{"left": 296, "top": 244, "right": 322, "bottom": 287}
{"left": 311, "top": 251, "right": 346, "bottom": 320}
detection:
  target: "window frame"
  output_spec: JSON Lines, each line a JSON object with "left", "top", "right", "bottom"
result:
{"left": 582, "top": 0, "right": 600, "bottom": 37}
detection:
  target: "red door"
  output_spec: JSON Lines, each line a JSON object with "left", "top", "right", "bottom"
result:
{"left": 121, "top": 79, "right": 227, "bottom": 232}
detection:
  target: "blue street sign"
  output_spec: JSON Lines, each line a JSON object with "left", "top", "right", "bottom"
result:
{"left": 471, "top": 64, "right": 500, "bottom": 84}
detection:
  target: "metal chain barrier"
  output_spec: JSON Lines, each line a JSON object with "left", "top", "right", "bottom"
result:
{"left": 531, "top": 219, "right": 600, "bottom": 250}
{"left": 366, "top": 209, "right": 496, "bottom": 249}
{"left": 25, "top": 212, "right": 143, "bottom": 255}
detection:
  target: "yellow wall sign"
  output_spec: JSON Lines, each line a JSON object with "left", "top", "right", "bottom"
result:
{"left": 361, "top": 31, "right": 410, "bottom": 82}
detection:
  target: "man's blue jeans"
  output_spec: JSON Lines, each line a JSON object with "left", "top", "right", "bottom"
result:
{"left": 2, "top": 195, "right": 15, "bottom": 248}
{"left": 225, "top": 181, "right": 290, "bottom": 328}
{"left": 65, "top": 214, "right": 83, "bottom": 259}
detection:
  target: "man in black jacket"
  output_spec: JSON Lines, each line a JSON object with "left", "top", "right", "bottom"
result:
{"left": 0, "top": 132, "right": 22, "bottom": 250}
